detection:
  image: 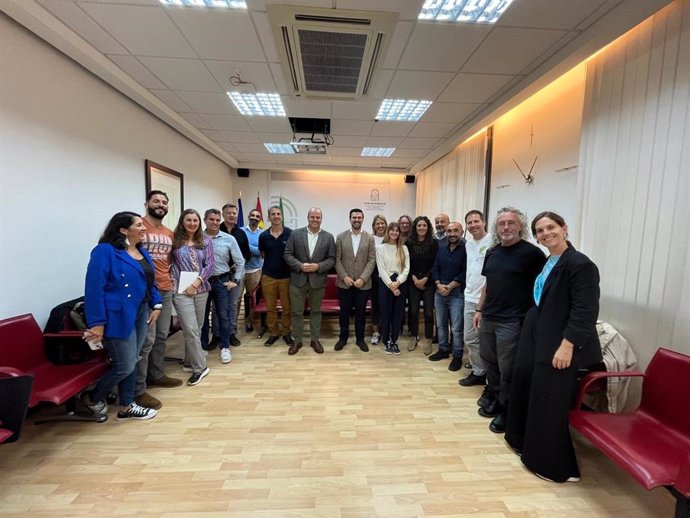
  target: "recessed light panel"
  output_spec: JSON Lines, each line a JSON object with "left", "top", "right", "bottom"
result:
{"left": 264, "top": 143, "right": 295, "bottom": 154}
{"left": 228, "top": 92, "right": 286, "bottom": 117}
{"left": 160, "top": 0, "right": 247, "bottom": 8}
{"left": 376, "top": 99, "right": 432, "bottom": 122}
{"left": 418, "top": 0, "right": 514, "bottom": 24}
{"left": 361, "top": 147, "right": 395, "bottom": 157}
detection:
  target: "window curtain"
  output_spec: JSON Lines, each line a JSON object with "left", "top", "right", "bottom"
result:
{"left": 415, "top": 131, "right": 487, "bottom": 221}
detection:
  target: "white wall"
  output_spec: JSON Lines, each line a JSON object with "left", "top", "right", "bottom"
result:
{"left": 231, "top": 169, "right": 416, "bottom": 235}
{"left": 489, "top": 64, "right": 586, "bottom": 243}
{"left": 0, "top": 15, "right": 234, "bottom": 326}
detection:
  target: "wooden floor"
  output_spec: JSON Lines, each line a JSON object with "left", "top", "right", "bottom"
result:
{"left": 0, "top": 318, "right": 675, "bottom": 517}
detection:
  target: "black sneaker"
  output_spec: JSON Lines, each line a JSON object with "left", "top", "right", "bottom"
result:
{"left": 459, "top": 373, "right": 486, "bottom": 387}
{"left": 117, "top": 402, "right": 157, "bottom": 421}
{"left": 448, "top": 357, "right": 462, "bottom": 371}
{"left": 187, "top": 367, "right": 210, "bottom": 386}
{"left": 384, "top": 342, "right": 394, "bottom": 355}
{"left": 391, "top": 343, "right": 401, "bottom": 355}
{"left": 264, "top": 335, "right": 279, "bottom": 346}
{"left": 477, "top": 386, "right": 494, "bottom": 408}
{"left": 245, "top": 323, "right": 254, "bottom": 333}
{"left": 80, "top": 391, "right": 107, "bottom": 415}
{"left": 428, "top": 351, "right": 450, "bottom": 361}
{"left": 229, "top": 335, "right": 241, "bottom": 347}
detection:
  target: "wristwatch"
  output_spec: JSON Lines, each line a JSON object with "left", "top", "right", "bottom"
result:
{"left": 153, "top": 304, "right": 163, "bottom": 310}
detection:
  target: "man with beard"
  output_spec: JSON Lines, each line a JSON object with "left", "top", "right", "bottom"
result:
{"left": 334, "top": 209, "right": 376, "bottom": 352}
{"left": 241, "top": 209, "right": 264, "bottom": 334}
{"left": 472, "top": 207, "right": 546, "bottom": 433}
{"left": 135, "top": 190, "right": 182, "bottom": 411}
{"left": 429, "top": 222, "right": 467, "bottom": 371}
{"left": 219, "top": 203, "right": 251, "bottom": 346}
{"left": 434, "top": 213, "right": 450, "bottom": 245}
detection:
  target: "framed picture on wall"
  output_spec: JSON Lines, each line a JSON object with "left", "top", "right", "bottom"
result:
{"left": 145, "top": 160, "right": 184, "bottom": 226}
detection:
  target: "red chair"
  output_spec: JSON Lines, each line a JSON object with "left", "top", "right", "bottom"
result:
{"left": 570, "top": 348, "right": 690, "bottom": 518}
{"left": 0, "top": 314, "right": 108, "bottom": 424}
{"left": 0, "top": 374, "right": 33, "bottom": 443}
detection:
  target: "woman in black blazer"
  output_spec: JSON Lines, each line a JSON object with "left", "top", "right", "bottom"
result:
{"left": 505, "top": 211, "right": 603, "bottom": 483}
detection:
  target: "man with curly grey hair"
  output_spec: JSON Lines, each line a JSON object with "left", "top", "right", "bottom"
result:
{"left": 472, "top": 207, "right": 545, "bottom": 433}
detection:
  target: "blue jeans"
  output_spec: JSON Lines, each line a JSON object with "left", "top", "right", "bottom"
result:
{"left": 202, "top": 274, "right": 231, "bottom": 348}
{"left": 91, "top": 303, "right": 148, "bottom": 407}
{"left": 435, "top": 293, "right": 464, "bottom": 359}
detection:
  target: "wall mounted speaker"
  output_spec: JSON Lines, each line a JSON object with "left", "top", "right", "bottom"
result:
{"left": 404, "top": 175, "right": 415, "bottom": 184}
{"left": 237, "top": 168, "right": 250, "bottom": 178}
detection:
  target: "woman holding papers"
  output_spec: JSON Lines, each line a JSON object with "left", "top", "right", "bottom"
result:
{"left": 171, "top": 209, "right": 215, "bottom": 386}
{"left": 82, "top": 212, "right": 162, "bottom": 421}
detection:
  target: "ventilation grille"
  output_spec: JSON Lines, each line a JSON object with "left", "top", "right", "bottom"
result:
{"left": 268, "top": 6, "right": 397, "bottom": 99}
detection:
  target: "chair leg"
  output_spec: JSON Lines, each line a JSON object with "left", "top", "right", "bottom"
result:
{"left": 670, "top": 488, "right": 690, "bottom": 518}
{"left": 33, "top": 396, "right": 107, "bottom": 424}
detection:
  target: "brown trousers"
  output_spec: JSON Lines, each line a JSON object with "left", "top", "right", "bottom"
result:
{"left": 261, "top": 274, "right": 291, "bottom": 336}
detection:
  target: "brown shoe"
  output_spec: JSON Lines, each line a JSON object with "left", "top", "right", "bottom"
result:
{"left": 134, "top": 392, "right": 162, "bottom": 410}
{"left": 310, "top": 340, "right": 324, "bottom": 354}
{"left": 288, "top": 341, "right": 302, "bottom": 355}
{"left": 148, "top": 375, "right": 183, "bottom": 388}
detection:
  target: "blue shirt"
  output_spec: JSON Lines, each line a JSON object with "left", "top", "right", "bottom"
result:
{"left": 431, "top": 242, "right": 467, "bottom": 296}
{"left": 242, "top": 225, "right": 264, "bottom": 271}
{"left": 259, "top": 227, "right": 292, "bottom": 279}
{"left": 205, "top": 230, "right": 245, "bottom": 281}
{"left": 533, "top": 255, "right": 560, "bottom": 305}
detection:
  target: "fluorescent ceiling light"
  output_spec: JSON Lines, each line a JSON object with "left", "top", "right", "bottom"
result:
{"left": 361, "top": 147, "right": 395, "bottom": 157}
{"left": 159, "top": 0, "right": 247, "bottom": 8}
{"left": 376, "top": 99, "right": 432, "bottom": 122}
{"left": 418, "top": 0, "right": 514, "bottom": 24}
{"left": 227, "top": 92, "right": 286, "bottom": 117}
{"left": 264, "top": 143, "right": 295, "bottom": 154}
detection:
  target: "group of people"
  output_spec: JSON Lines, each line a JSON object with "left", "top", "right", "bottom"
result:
{"left": 81, "top": 193, "right": 604, "bottom": 485}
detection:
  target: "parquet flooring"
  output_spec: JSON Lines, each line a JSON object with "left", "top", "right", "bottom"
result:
{"left": 0, "top": 318, "right": 674, "bottom": 517}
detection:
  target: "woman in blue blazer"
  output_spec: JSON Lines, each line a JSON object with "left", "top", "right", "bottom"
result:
{"left": 82, "top": 212, "right": 163, "bottom": 421}
{"left": 505, "top": 211, "right": 603, "bottom": 483}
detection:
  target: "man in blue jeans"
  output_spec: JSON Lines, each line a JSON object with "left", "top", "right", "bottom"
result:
{"left": 202, "top": 209, "right": 245, "bottom": 364}
{"left": 430, "top": 222, "right": 467, "bottom": 371}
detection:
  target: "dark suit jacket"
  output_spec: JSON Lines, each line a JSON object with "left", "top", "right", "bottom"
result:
{"left": 283, "top": 227, "right": 336, "bottom": 288}
{"left": 534, "top": 243, "right": 602, "bottom": 367}
{"left": 335, "top": 230, "right": 376, "bottom": 290}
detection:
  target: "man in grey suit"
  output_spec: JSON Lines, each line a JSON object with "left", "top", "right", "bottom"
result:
{"left": 283, "top": 207, "right": 336, "bottom": 355}
{"left": 334, "top": 208, "right": 376, "bottom": 352}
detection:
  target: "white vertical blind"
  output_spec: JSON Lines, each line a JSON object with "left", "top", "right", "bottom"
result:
{"left": 415, "top": 132, "right": 487, "bottom": 221}
{"left": 578, "top": 0, "right": 690, "bottom": 366}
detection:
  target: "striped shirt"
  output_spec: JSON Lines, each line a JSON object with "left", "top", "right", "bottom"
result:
{"left": 170, "top": 236, "right": 215, "bottom": 293}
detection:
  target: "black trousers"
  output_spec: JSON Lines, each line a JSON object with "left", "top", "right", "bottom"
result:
{"left": 407, "top": 282, "right": 435, "bottom": 339}
{"left": 337, "top": 286, "right": 370, "bottom": 341}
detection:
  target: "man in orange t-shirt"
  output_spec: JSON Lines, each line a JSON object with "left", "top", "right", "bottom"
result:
{"left": 135, "top": 190, "right": 182, "bottom": 411}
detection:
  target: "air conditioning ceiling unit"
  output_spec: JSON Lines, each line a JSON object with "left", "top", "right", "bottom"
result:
{"left": 267, "top": 5, "right": 397, "bottom": 99}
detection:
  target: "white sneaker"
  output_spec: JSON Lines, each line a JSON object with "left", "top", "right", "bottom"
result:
{"left": 371, "top": 332, "right": 381, "bottom": 345}
{"left": 220, "top": 348, "right": 232, "bottom": 364}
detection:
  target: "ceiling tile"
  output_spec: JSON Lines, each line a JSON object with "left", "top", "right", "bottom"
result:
{"left": 335, "top": 0, "right": 425, "bottom": 21}
{"left": 399, "top": 136, "right": 440, "bottom": 149}
{"left": 217, "top": 141, "right": 239, "bottom": 153}
{"left": 330, "top": 156, "right": 359, "bottom": 166}
{"left": 257, "top": 132, "right": 293, "bottom": 143}
{"left": 330, "top": 135, "right": 368, "bottom": 147}
{"left": 332, "top": 100, "right": 380, "bottom": 121}
{"left": 251, "top": 11, "right": 280, "bottom": 62}
{"left": 203, "top": 114, "right": 252, "bottom": 131}
{"left": 332, "top": 120, "right": 374, "bottom": 136}
{"left": 437, "top": 73, "right": 513, "bottom": 103}
{"left": 356, "top": 156, "right": 387, "bottom": 166}
{"left": 366, "top": 136, "right": 404, "bottom": 148}
{"left": 269, "top": 63, "right": 290, "bottom": 95}
{"left": 168, "top": 10, "right": 266, "bottom": 61}
{"left": 382, "top": 21, "right": 415, "bottom": 69}
{"left": 245, "top": 117, "right": 292, "bottom": 133}
{"left": 220, "top": 131, "right": 261, "bottom": 143}
{"left": 233, "top": 142, "right": 270, "bottom": 153}
{"left": 422, "top": 102, "right": 482, "bottom": 123}
{"left": 300, "top": 154, "right": 331, "bottom": 164}
{"left": 39, "top": 1, "right": 128, "bottom": 54}
{"left": 462, "top": 27, "right": 569, "bottom": 75}
{"left": 179, "top": 112, "right": 211, "bottom": 128}
{"left": 384, "top": 157, "right": 416, "bottom": 168}
{"left": 407, "top": 122, "right": 456, "bottom": 138}
{"left": 175, "top": 91, "right": 236, "bottom": 114}
{"left": 202, "top": 129, "right": 225, "bottom": 141}
{"left": 386, "top": 70, "right": 454, "bottom": 100}
{"left": 498, "top": 0, "right": 606, "bottom": 30}
{"left": 248, "top": 0, "right": 332, "bottom": 11}
{"left": 138, "top": 57, "right": 221, "bottom": 92}
{"left": 367, "top": 69, "right": 395, "bottom": 99}
{"left": 391, "top": 148, "right": 425, "bottom": 158}
{"left": 79, "top": 3, "right": 196, "bottom": 58}
{"left": 329, "top": 147, "right": 364, "bottom": 157}
{"left": 399, "top": 23, "right": 490, "bottom": 72}
{"left": 370, "top": 121, "right": 415, "bottom": 137}
{"left": 149, "top": 89, "right": 192, "bottom": 112}
{"left": 205, "top": 61, "right": 276, "bottom": 93}
{"left": 108, "top": 55, "right": 167, "bottom": 89}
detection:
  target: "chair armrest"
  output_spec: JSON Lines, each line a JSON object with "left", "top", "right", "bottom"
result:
{"left": 574, "top": 370, "right": 644, "bottom": 410}
{"left": 0, "top": 366, "right": 27, "bottom": 378}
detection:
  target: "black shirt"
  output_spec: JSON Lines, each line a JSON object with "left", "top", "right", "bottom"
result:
{"left": 220, "top": 223, "right": 251, "bottom": 263}
{"left": 137, "top": 257, "right": 155, "bottom": 303}
{"left": 259, "top": 227, "right": 292, "bottom": 279}
{"left": 406, "top": 239, "right": 438, "bottom": 280}
{"left": 481, "top": 240, "right": 546, "bottom": 322}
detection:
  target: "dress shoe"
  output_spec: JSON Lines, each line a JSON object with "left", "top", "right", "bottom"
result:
{"left": 478, "top": 399, "right": 501, "bottom": 418}
{"left": 229, "top": 335, "right": 241, "bottom": 347}
{"left": 464, "top": 363, "right": 472, "bottom": 370}
{"left": 448, "top": 357, "right": 462, "bottom": 371}
{"left": 288, "top": 341, "right": 302, "bottom": 355}
{"left": 147, "top": 375, "right": 183, "bottom": 388}
{"left": 459, "top": 373, "right": 486, "bottom": 387}
{"left": 356, "top": 339, "right": 369, "bottom": 352}
{"left": 245, "top": 323, "right": 254, "bottom": 333}
{"left": 334, "top": 339, "right": 347, "bottom": 351}
{"left": 282, "top": 334, "right": 294, "bottom": 346}
{"left": 134, "top": 392, "right": 162, "bottom": 410}
{"left": 489, "top": 413, "right": 506, "bottom": 433}
{"left": 202, "top": 336, "right": 219, "bottom": 351}
{"left": 257, "top": 326, "right": 268, "bottom": 339}
{"left": 310, "top": 340, "right": 324, "bottom": 354}
{"left": 477, "top": 386, "right": 494, "bottom": 409}
{"left": 428, "top": 350, "right": 450, "bottom": 361}
{"left": 264, "top": 335, "right": 279, "bottom": 346}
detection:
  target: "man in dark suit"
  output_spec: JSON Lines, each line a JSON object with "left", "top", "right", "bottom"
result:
{"left": 283, "top": 207, "right": 336, "bottom": 355}
{"left": 334, "top": 208, "right": 376, "bottom": 352}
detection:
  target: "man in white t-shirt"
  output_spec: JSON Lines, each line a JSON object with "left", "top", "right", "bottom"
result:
{"left": 460, "top": 210, "right": 492, "bottom": 389}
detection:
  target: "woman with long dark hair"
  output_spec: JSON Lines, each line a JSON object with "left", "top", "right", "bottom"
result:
{"left": 406, "top": 216, "right": 438, "bottom": 353}
{"left": 171, "top": 209, "right": 215, "bottom": 386}
{"left": 505, "top": 211, "right": 603, "bottom": 482}
{"left": 82, "top": 212, "right": 162, "bottom": 421}
{"left": 375, "top": 222, "right": 410, "bottom": 355}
